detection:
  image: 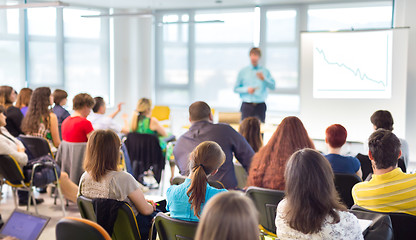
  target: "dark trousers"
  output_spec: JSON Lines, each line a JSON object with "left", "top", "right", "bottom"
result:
{"left": 240, "top": 102, "right": 266, "bottom": 123}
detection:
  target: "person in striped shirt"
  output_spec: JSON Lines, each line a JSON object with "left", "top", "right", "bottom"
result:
{"left": 352, "top": 129, "right": 416, "bottom": 216}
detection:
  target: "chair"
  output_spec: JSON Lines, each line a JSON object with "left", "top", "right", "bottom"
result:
{"left": 55, "top": 141, "right": 87, "bottom": 185}
{"left": 333, "top": 173, "right": 362, "bottom": 208}
{"left": 77, "top": 196, "right": 97, "bottom": 222}
{"left": 151, "top": 212, "right": 198, "bottom": 240}
{"left": 218, "top": 112, "right": 241, "bottom": 124}
{"left": 349, "top": 210, "right": 393, "bottom": 240}
{"left": 56, "top": 217, "right": 111, "bottom": 240}
{"left": 245, "top": 186, "right": 285, "bottom": 238}
{"left": 356, "top": 154, "right": 407, "bottom": 180}
{"left": 18, "top": 135, "right": 54, "bottom": 159}
{"left": 351, "top": 205, "right": 416, "bottom": 240}
{"left": 152, "top": 105, "right": 171, "bottom": 129}
{"left": 234, "top": 162, "right": 248, "bottom": 189}
{"left": 171, "top": 176, "right": 225, "bottom": 189}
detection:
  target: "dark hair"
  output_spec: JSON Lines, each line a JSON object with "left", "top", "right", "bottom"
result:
{"left": 21, "top": 87, "right": 51, "bottom": 134}
{"left": 73, "top": 93, "right": 95, "bottom": 111}
{"left": 16, "top": 88, "right": 33, "bottom": 109}
{"left": 325, "top": 124, "right": 347, "bottom": 148}
{"left": 189, "top": 101, "right": 211, "bottom": 122}
{"left": 284, "top": 148, "right": 346, "bottom": 234}
{"left": 239, "top": 117, "right": 262, "bottom": 152}
{"left": 83, "top": 130, "right": 120, "bottom": 182}
{"left": 247, "top": 116, "right": 315, "bottom": 190}
{"left": 187, "top": 141, "right": 225, "bottom": 218}
{"left": 53, "top": 89, "right": 68, "bottom": 105}
{"left": 368, "top": 129, "right": 401, "bottom": 169}
{"left": 92, "top": 97, "right": 105, "bottom": 113}
{"left": 249, "top": 47, "right": 261, "bottom": 57}
{"left": 0, "top": 85, "right": 14, "bottom": 108}
{"left": 370, "top": 110, "right": 394, "bottom": 131}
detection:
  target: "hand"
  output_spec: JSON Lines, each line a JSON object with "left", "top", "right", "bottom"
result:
{"left": 247, "top": 87, "right": 256, "bottom": 94}
{"left": 256, "top": 72, "right": 265, "bottom": 80}
{"left": 146, "top": 199, "right": 157, "bottom": 211}
{"left": 17, "top": 146, "right": 25, "bottom": 153}
{"left": 122, "top": 113, "right": 129, "bottom": 120}
{"left": 117, "top": 102, "right": 125, "bottom": 112}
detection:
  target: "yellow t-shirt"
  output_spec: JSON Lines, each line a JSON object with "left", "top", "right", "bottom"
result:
{"left": 352, "top": 168, "right": 416, "bottom": 216}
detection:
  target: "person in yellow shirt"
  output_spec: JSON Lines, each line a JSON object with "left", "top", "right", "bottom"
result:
{"left": 352, "top": 129, "right": 416, "bottom": 216}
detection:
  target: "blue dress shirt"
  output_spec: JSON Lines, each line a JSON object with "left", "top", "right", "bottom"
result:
{"left": 166, "top": 178, "right": 227, "bottom": 222}
{"left": 234, "top": 65, "right": 275, "bottom": 103}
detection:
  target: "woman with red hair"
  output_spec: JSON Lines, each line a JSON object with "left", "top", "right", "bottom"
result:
{"left": 246, "top": 116, "right": 315, "bottom": 190}
{"left": 325, "top": 124, "right": 362, "bottom": 179}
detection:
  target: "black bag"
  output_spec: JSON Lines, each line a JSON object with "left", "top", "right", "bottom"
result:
{"left": 23, "top": 155, "right": 60, "bottom": 187}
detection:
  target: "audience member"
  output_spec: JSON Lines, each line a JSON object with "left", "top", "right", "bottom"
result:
{"left": 52, "top": 89, "right": 70, "bottom": 125}
{"left": 88, "top": 97, "right": 128, "bottom": 135}
{"left": 174, "top": 101, "right": 254, "bottom": 189}
{"left": 79, "top": 130, "right": 156, "bottom": 239}
{"left": 370, "top": 110, "right": 409, "bottom": 167}
{"left": 352, "top": 129, "right": 416, "bottom": 216}
{"left": 167, "top": 141, "right": 227, "bottom": 221}
{"left": 15, "top": 88, "right": 32, "bottom": 116}
{"left": 195, "top": 191, "right": 259, "bottom": 240}
{"left": 238, "top": 116, "right": 263, "bottom": 152}
{"left": 325, "top": 124, "right": 362, "bottom": 178}
{"left": 61, "top": 93, "right": 95, "bottom": 142}
{"left": 276, "top": 149, "right": 363, "bottom": 239}
{"left": 0, "top": 86, "right": 23, "bottom": 137}
{"left": 21, "top": 87, "right": 61, "bottom": 148}
{"left": 246, "top": 116, "right": 314, "bottom": 190}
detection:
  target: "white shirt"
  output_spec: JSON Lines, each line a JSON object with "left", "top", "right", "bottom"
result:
{"left": 87, "top": 112, "right": 122, "bottom": 134}
{"left": 0, "top": 127, "right": 28, "bottom": 167}
{"left": 275, "top": 199, "right": 363, "bottom": 240}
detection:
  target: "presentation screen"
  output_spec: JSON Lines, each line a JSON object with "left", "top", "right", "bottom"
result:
{"left": 313, "top": 30, "right": 392, "bottom": 99}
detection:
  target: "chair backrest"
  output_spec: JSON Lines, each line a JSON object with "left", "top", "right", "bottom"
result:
{"left": 333, "top": 173, "right": 362, "bottom": 208}
{"left": 245, "top": 186, "right": 285, "bottom": 234}
{"left": 171, "top": 176, "right": 225, "bottom": 189}
{"left": 77, "top": 196, "right": 97, "bottom": 222}
{"left": 349, "top": 210, "right": 393, "bottom": 240}
{"left": 171, "top": 176, "right": 186, "bottom": 185}
{"left": 19, "top": 135, "right": 53, "bottom": 159}
{"left": 56, "top": 217, "right": 111, "bottom": 240}
{"left": 351, "top": 205, "right": 416, "bottom": 240}
{"left": 55, "top": 141, "right": 87, "bottom": 185}
{"left": 154, "top": 212, "right": 198, "bottom": 240}
{"left": 152, "top": 106, "right": 170, "bottom": 121}
{"left": 0, "top": 154, "right": 26, "bottom": 185}
{"left": 356, "top": 154, "right": 406, "bottom": 180}
{"left": 112, "top": 203, "right": 141, "bottom": 240}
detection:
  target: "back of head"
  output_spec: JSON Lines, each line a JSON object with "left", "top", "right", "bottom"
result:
{"left": 131, "top": 98, "right": 152, "bottom": 131}
{"left": 92, "top": 97, "right": 104, "bottom": 113}
{"left": 53, "top": 89, "right": 68, "bottom": 106}
{"left": 189, "top": 101, "right": 211, "bottom": 122}
{"left": 73, "top": 93, "right": 95, "bottom": 111}
{"left": 368, "top": 129, "right": 401, "bottom": 170}
{"left": 284, "top": 148, "right": 345, "bottom": 234}
{"left": 22, "top": 87, "right": 52, "bottom": 134}
{"left": 195, "top": 191, "right": 259, "bottom": 240}
{"left": 247, "top": 116, "right": 315, "bottom": 189}
{"left": 83, "top": 129, "right": 120, "bottom": 182}
{"left": 16, "top": 88, "right": 33, "bottom": 108}
{"left": 187, "top": 141, "right": 225, "bottom": 218}
{"left": 239, "top": 117, "right": 262, "bottom": 152}
{"left": 0, "top": 85, "right": 14, "bottom": 107}
{"left": 371, "top": 110, "right": 394, "bottom": 131}
{"left": 325, "top": 124, "right": 347, "bottom": 148}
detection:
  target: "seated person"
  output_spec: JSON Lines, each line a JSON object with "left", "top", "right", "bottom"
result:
{"left": 195, "top": 192, "right": 259, "bottom": 240}
{"left": 88, "top": 97, "right": 129, "bottom": 135}
{"left": 276, "top": 149, "right": 363, "bottom": 239}
{"left": 15, "top": 88, "right": 32, "bottom": 116}
{"left": 167, "top": 141, "right": 227, "bottom": 221}
{"left": 238, "top": 116, "right": 263, "bottom": 152}
{"left": 79, "top": 130, "right": 156, "bottom": 239}
{"left": 174, "top": 101, "right": 254, "bottom": 190}
{"left": 352, "top": 129, "right": 416, "bottom": 216}
{"left": 0, "top": 86, "right": 23, "bottom": 137}
{"left": 52, "top": 89, "right": 71, "bottom": 126}
{"left": 325, "top": 124, "right": 362, "bottom": 179}
{"left": 61, "top": 93, "right": 95, "bottom": 143}
{"left": 370, "top": 110, "right": 409, "bottom": 167}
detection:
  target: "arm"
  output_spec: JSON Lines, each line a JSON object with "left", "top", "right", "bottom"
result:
{"left": 128, "top": 188, "right": 154, "bottom": 215}
{"left": 234, "top": 70, "right": 249, "bottom": 94}
{"left": 356, "top": 167, "right": 363, "bottom": 180}
{"left": 49, "top": 113, "right": 61, "bottom": 147}
{"left": 108, "top": 103, "right": 124, "bottom": 119}
{"left": 232, "top": 128, "right": 255, "bottom": 172}
{"left": 149, "top": 117, "right": 168, "bottom": 137}
{"left": 0, "top": 138, "right": 28, "bottom": 167}
{"left": 263, "top": 69, "right": 275, "bottom": 90}
{"left": 84, "top": 120, "right": 94, "bottom": 139}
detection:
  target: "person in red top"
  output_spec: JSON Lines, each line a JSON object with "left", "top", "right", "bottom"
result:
{"left": 62, "top": 93, "right": 95, "bottom": 142}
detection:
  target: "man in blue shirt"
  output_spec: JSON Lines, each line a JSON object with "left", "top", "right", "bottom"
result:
{"left": 234, "top": 47, "right": 275, "bottom": 122}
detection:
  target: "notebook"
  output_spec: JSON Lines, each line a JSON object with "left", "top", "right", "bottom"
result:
{"left": 0, "top": 210, "right": 50, "bottom": 240}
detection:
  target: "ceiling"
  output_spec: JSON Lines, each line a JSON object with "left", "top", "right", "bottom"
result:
{"left": 30, "top": 0, "right": 355, "bottom": 10}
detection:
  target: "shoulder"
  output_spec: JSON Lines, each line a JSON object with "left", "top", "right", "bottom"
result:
{"left": 150, "top": 117, "right": 159, "bottom": 123}
{"left": 206, "top": 185, "right": 227, "bottom": 197}
{"left": 112, "top": 171, "right": 136, "bottom": 182}
{"left": 50, "top": 112, "right": 58, "bottom": 120}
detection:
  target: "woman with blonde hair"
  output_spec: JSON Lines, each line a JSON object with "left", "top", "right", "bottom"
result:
{"left": 239, "top": 116, "right": 263, "bottom": 152}
{"left": 79, "top": 129, "right": 156, "bottom": 239}
{"left": 195, "top": 191, "right": 259, "bottom": 240}
{"left": 166, "top": 141, "right": 226, "bottom": 221}
{"left": 15, "top": 88, "right": 32, "bottom": 116}
{"left": 275, "top": 149, "right": 362, "bottom": 239}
